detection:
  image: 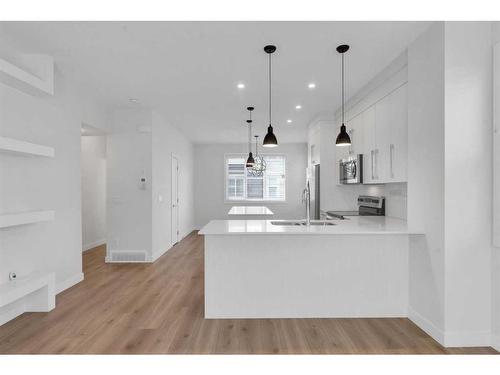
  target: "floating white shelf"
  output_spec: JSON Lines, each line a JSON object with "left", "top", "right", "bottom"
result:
{"left": 0, "top": 57, "right": 54, "bottom": 96}
{"left": 0, "top": 136, "right": 55, "bottom": 158}
{"left": 0, "top": 210, "right": 55, "bottom": 229}
{"left": 0, "top": 272, "right": 55, "bottom": 325}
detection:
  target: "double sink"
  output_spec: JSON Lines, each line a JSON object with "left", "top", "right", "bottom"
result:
{"left": 270, "top": 220, "right": 336, "bottom": 226}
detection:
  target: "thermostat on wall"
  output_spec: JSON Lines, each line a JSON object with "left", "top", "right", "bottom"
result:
{"left": 139, "top": 176, "right": 147, "bottom": 190}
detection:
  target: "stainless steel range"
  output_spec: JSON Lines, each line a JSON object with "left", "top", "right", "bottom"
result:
{"left": 326, "top": 195, "right": 385, "bottom": 220}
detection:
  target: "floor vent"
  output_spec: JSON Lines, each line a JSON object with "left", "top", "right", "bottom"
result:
{"left": 109, "top": 250, "right": 147, "bottom": 263}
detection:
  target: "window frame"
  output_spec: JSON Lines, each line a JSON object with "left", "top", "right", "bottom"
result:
{"left": 224, "top": 153, "right": 287, "bottom": 203}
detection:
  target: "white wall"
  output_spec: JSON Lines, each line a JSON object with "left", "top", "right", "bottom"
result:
{"left": 194, "top": 143, "right": 308, "bottom": 228}
{"left": 81, "top": 135, "right": 106, "bottom": 251}
{"left": 106, "top": 109, "right": 195, "bottom": 262}
{"left": 443, "top": 21, "right": 492, "bottom": 347}
{"left": 0, "top": 44, "right": 108, "bottom": 298}
{"left": 106, "top": 109, "right": 153, "bottom": 260}
{"left": 407, "top": 22, "right": 446, "bottom": 343}
{"left": 407, "top": 22, "right": 494, "bottom": 348}
{"left": 151, "top": 111, "right": 195, "bottom": 260}
{"left": 493, "top": 21, "right": 500, "bottom": 352}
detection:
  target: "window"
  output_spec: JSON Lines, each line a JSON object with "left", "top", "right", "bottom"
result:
{"left": 225, "top": 154, "right": 286, "bottom": 201}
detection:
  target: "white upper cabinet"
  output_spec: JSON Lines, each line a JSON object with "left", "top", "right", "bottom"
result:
{"left": 387, "top": 84, "right": 408, "bottom": 182}
{"left": 358, "top": 83, "right": 408, "bottom": 184}
{"left": 374, "top": 89, "right": 392, "bottom": 182}
{"left": 308, "top": 123, "right": 322, "bottom": 167}
{"left": 348, "top": 112, "right": 364, "bottom": 156}
{"left": 362, "top": 106, "right": 377, "bottom": 183}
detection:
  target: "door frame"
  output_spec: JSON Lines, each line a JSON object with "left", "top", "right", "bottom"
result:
{"left": 171, "top": 153, "right": 180, "bottom": 246}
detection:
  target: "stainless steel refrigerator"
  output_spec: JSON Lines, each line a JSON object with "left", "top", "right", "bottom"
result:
{"left": 310, "top": 164, "right": 320, "bottom": 220}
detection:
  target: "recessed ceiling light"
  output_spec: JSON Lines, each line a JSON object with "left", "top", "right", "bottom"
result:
{"left": 308, "top": 83, "right": 316, "bottom": 89}
{"left": 129, "top": 98, "right": 139, "bottom": 103}
{"left": 287, "top": 119, "right": 292, "bottom": 124}
{"left": 237, "top": 83, "right": 245, "bottom": 89}
{"left": 295, "top": 105, "right": 302, "bottom": 110}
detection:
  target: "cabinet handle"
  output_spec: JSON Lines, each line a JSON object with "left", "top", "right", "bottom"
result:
{"left": 390, "top": 144, "right": 395, "bottom": 179}
{"left": 370, "top": 150, "right": 374, "bottom": 180}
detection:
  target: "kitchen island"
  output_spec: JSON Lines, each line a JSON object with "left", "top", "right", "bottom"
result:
{"left": 227, "top": 205, "right": 274, "bottom": 219}
{"left": 199, "top": 217, "right": 422, "bottom": 319}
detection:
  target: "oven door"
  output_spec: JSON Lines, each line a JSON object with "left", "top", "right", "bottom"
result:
{"left": 339, "top": 155, "right": 363, "bottom": 184}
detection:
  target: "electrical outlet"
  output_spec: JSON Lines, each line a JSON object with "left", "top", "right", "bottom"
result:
{"left": 9, "top": 272, "right": 17, "bottom": 281}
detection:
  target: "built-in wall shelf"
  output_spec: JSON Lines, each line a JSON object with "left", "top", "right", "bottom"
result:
{"left": 0, "top": 56, "right": 54, "bottom": 96}
{"left": 0, "top": 210, "right": 55, "bottom": 229}
{"left": 0, "top": 272, "right": 55, "bottom": 325}
{"left": 0, "top": 136, "right": 55, "bottom": 158}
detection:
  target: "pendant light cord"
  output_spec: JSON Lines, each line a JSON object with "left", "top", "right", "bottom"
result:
{"left": 248, "top": 113, "right": 252, "bottom": 154}
{"left": 269, "top": 52, "right": 272, "bottom": 126}
{"left": 341, "top": 51, "right": 344, "bottom": 125}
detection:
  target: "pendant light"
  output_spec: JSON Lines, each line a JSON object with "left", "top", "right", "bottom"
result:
{"left": 246, "top": 106, "right": 255, "bottom": 168}
{"left": 263, "top": 45, "right": 278, "bottom": 147}
{"left": 249, "top": 135, "right": 266, "bottom": 177}
{"left": 335, "top": 44, "right": 351, "bottom": 147}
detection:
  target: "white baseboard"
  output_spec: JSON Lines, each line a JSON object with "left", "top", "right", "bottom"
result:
{"left": 56, "top": 272, "right": 84, "bottom": 294}
{"left": 409, "top": 306, "right": 494, "bottom": 348}
{"left": 151, "top": 246, "right": 170, "bottom": 262}
{"left": 444, "top": 330, "right": 491, "bottom": 348}
{"left": 408, "top": 306, "right": 445, "bottom": 346}
{"left": 0, "top": 300, "right": 26, "bottom": 326}
{"left": 492, "top": 333, "right": 500, "bottom": 352}
{"left": 151, "top": 228, "right": 197, "bottom": 263}
{"left": 83, "top": 239, "right": 106, "bottom": 252}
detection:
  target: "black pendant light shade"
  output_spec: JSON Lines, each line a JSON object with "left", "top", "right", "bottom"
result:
{"left": 335, "top": 44, "right": 352, "bottom": 147}
{"left": 263, "top": 125, "right": 278, "bottom": 147}
{"left": 263, "top": 45, "right": 278, "bottom": 147}
{"left": 336, "top": 124, "right": 351, "bottom": 146}
{"left": 246, "top": 151, "right": 255, "bottom": 167}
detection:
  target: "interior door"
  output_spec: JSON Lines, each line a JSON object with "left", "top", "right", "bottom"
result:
{"left": 171, "top": 155, "right": 179, "bottom": 245}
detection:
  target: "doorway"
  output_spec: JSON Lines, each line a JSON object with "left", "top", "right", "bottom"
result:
{"left": 80, "top": 123, "right": 107, "bottom": 254}
{"left": 171, "top": 154, "right": 180, "bottom": 246}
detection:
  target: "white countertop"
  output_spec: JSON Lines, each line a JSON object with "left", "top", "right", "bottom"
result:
{"left": 199, "top": 216, "right": 422, "bottom": 235}
{"left": 228, "top": 206, "right": 274, "bottom": 215}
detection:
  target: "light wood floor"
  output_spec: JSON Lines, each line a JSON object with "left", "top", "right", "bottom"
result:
{"left": 0, "top": 232, "right": 496, "bottom": 354}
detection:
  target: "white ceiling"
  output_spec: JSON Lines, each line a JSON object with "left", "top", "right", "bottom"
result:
{"left": 0, "top": 21, "right": 431, "bottom": 143}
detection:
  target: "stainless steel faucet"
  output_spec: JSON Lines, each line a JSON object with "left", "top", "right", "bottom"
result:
{"left": 302, "top": 180, "right": 311, "bottom": 226}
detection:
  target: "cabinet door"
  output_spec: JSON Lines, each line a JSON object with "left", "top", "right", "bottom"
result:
{"left": 308, "top": 125, "right": 321, "bottom": 167}
{"left": 362, "top": 106, "right": 377, "bottom": 183}
{"left": 374, "top": 94, "right": 392, "bottom": 182}
{"left": 349, "top": 112, "right": 364, "bottom": 155}
{"left": 388, "top": 84, "right": 408, "bottom": 182}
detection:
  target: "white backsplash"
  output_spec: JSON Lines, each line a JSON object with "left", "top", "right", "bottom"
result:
{"left": 324, "top": 182, "right": 407, "bottom": 220}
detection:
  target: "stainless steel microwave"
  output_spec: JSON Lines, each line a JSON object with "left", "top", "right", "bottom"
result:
{"left": 339, "top": 154, "right": 363, "bottom": 184}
